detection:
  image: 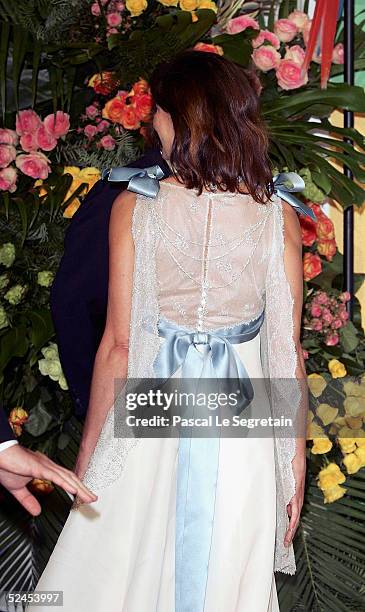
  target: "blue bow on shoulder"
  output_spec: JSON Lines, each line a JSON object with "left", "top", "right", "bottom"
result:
{"left": 102, "top": 164, "right": 317, "bottom": 221}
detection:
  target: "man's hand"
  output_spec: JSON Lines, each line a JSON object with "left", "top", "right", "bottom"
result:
{"left": 284, "top": 450, "right": 306, "bottom": 547}
{"left": 0, "top": 444, "right": 98, "bottom": 516}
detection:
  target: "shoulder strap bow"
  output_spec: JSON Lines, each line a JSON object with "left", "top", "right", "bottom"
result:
{"left": 272, "top": 172, "right": 317, "bottom": 221}
{"left": 101, "top": 164, "right": 165, "bottom": 198}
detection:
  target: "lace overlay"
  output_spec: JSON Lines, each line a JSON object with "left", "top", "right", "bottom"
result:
{"left": 78, "top": 182, "right": 301, "bottom": 575}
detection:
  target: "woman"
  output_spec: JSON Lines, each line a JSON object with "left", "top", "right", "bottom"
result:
{"left": 28, "top": 49, "right": 308, "bottom": 612}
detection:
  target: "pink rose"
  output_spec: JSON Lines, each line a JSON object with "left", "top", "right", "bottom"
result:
{"left": 325, "top": 332, "right": 339, "bottom": 346}
{"left": 252, "top": 46, "right": 281, "bottom": 72}
{"left": 339, "top": 309, "right": 349, "bottom": 322}
{"left": 284, "top": 44, "right": 305, "bottom": 65}
{"left": 16, "top": 109, "right": 42, "bottom": 136}
{"left": 91, "top": 2, "right": 101, "bottom": 15}
{"left": 20, "top": 132, "right": 38, "bottom": 152}
{"left": 311, "top": 319, "right": 323, "bottom": 331}
{"left": 339, "top": 291, "right": 351, "bottom": 302}
{"left": 274, "top": 19, "right": 298, "bottom": 43}
{"left": 115, "top": 1, "right": 125, "bottom": 9}
{"left": 276, "top": 59, "right": 308, "bottom": 90}
{"left": 107, "top": 12, "right": 122, "bottom": 27}
{"left": 0, "top": 166, "right": 17, "bottom": 193}
{"left": 252, "top": 30, "right": 280, "bottom": 50}
{"left": 287, "top": 10, "right": 309, "bottom": 32}
{"left": 332, "top": 43, "right": 344, "bottom": 65}
{"left": 0, "top": 128, "right": 18, "bottom": 146}
{"left": 84, "top": 124, "right": 98, "bottom": 139}
{"left": 322, "top": 308, "right": 333, "bottom": 324}
{"left": 0, "top": 144, "right": 16, "bottom": 168}
{"left": 85, "top": 104, "right": 100, "bottom": 119}
{"left": 36, "top": 125, "right": 58, "bottom": 151}
{"left": 311, "top": 304, "right": 322, "bottom": 317}
{"left": 43, "top": 111, "right": 70, "bottom": 138}
{"left": 226, "top": 16, "right": 259, "bottom": 35}
{"left": 97, "top": 120, "right": 110, "bottom": 132}
{"left": 107, "top": 28, "right": 119, "bottom": 35}
{"left": 15, "top": 152, "right": 50, "bottom": 179}
{"left": 315, "top": 291, "right": 330, "bottom": 305}
{"left": 331, "top": 318, "right": 343, "bottom": 330}
{"left": 99, "top": 135, "right": 116, "bottom": 150}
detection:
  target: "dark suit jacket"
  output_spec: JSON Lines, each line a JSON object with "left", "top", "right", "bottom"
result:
{"left": 49, "top": 147, "right": 171, "bottom": 418}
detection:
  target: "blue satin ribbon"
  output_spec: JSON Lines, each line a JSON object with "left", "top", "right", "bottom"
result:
{"left": 153, "top": 313, "right": 265, "bottom": 612}
{"left": 273, "top": 172, "right": 317, "bottom": 221}
{"left": 101, "top": 164, "right": 165, "bottom": 198}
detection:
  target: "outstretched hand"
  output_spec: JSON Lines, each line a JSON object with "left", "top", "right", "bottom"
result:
{"left": 0, "top": 444, "right": 98, "bottom": 516}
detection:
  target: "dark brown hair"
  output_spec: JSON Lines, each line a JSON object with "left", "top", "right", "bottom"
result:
{"left": 149, "top": 49, "right": 274, "bottom": 203}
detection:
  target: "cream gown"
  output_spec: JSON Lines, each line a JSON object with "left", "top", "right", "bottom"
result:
{"left": 27, "top": 179, "right": 296, "bottom": 612}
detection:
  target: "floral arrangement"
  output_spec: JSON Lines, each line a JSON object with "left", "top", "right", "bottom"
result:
{"left": 224, "top": 10, "right": 344, "bottom": 90}
{"left": 307, "top": 367, "right": 365, "bottom": 503}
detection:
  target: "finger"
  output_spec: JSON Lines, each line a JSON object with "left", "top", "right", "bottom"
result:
{"left": 284, "top": 505, "right": 299, "bottom": 547}
{"left": 11, "top": 487, "right": 42, "bottom": 516}
{"left": 40, "top": 467, "right": 98, "bottom": 503}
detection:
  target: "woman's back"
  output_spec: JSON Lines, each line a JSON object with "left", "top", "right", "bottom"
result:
{"left": 154, "top": 179, "right": 274, "bottom": 331}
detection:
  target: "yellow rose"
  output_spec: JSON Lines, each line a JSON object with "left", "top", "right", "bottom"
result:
{"left": 354, "top": 446, "right": 365, "bottom": 467}
{"left": 345, "top": 415, "right": 363, "bottom": 429}
{"left": 190, "top": 10, "right": 198, "bottom": 21}
{"left": 323, "top": 484, "right": 346, "bottom": 503}
{"left": 197, "top": 0, "right": 218, "bottom": 12}
{"left": 343, "top": 452, "right": 362, "bottom": 474}
{"left": 333, "top": 416, "right": 347, "bottom": 427}
{"left": 126, "top": 0, "right": 148, "bottom": 16}
{"left": 328, "top": 358, "right": 347, "bottom": 379}
{"left": 62, "top": 167, "right": 101, "bottom": 213}
{"left": 307, "top": 373, "right": 327, "bottom": 397}
{"left": 306, "top": 420, "right": 324, "bottom": 440}
{"left": 34, "top": 179, "right": 47, "bottom": 197}
{"left": 337, "top": 427, "right": 358, "bottom": 453}
{"left": 311, "top": 437, "right": 332, "bottom": 454}
{"left": 318, "top": 462, "right": 346, "bottom": 489}
{"left": 344, "top": 395, "right": 365, "bottom": 417}
{"left": 355, "top": 434, "right": 365, "bottom": 447}
{"left": 179, "top": 0, "right": 198, "bottom": 10}
{"left": 316, "top": 403, "right": 338, "bottom": 426}
{"left": 343, "top": 380, "right": 365, "bottom": 397}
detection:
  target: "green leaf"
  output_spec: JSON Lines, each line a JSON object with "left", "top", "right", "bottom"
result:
{"left": 339, "top": 321, "right": 359, "bottom": 354}
{"left": 23, "top": 399, "right": 54, "bottom": 436}
{"left": 28, "top": 309, "right": 54, "bottom": 351}
{"left": 212, "top": 32, "right": 254, "bottom": 66}
{"left": 0, "top": 21, "right": 10, "bottom": 120}
{"left": 0, "top": 325, "right": 28, "bottom": 376}
{"left": 12, "top": 25, "right": 29, "bottom": 110}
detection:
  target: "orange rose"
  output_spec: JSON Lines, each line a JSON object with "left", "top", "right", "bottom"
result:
{"left": 316, "top": 215, "right": 335, "bottom": 240}
{"left": 120, "top": 105, "right": 141, "bottom": 129}
{"left": 132, "top": 78, "right": 150, "bottom": 95}
{"left": 133, "top": 92, "right": 153, "bottom": 121}
{"left": 317, "top": 239, "right": 337, "bottom": 261}
{"left": 9, "top": 407, "right": 29, "bottom": 426}
{"left": 194, "top": 42, "right": 224, "bottom": 55}
{"left": 102, "top": 92, "right": 129, "bottom": 123}
{"left": 300, "top": 216, "right": 316, "bottom": 246}
{"left": 303, "top": 252, "right": 322, "bottom": 281}
{"left": 29, "top": 478, "right": 55, "bottom": 495}
{"left": 88, "top": 71, "right": 118, "bottom": 96}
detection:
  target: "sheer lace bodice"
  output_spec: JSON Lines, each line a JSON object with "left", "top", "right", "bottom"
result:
{"left": 154, "top": 181, "right": 274, "bottom": 331}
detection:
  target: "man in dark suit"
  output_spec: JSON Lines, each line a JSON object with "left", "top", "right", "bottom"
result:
{"left": 0, "top": 146, "right": 170, "bottom": 513}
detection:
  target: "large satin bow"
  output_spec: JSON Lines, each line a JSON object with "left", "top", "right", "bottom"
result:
{"left": 153, "top": 313, "right": 265, "bottom": 417}
{"left": 101, "top": 164, "right": 165, "bottom": 198}
{"left": 273, "top": 172, "right": 317, "bottom": 221}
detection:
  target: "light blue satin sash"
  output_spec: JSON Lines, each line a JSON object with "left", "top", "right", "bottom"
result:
{"left": 153, "top": 312, "right": 265, "bottom": 612}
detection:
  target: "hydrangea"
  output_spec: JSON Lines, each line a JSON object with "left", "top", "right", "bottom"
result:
{"left": 38, "top": 342, "right": 69, "bottom": 390}
{"left": 0, "top": 242, "right": 16, "bottom": 268}
{"left": 4, "top": 283, "right": 26, "bottom": 305}
{"left": 37, "top": 270, "right": 54, "bottom": 287}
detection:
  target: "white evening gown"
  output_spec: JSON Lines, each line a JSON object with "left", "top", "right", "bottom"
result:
{"left": 27, "top": 179, "right": 284, "bottom": 612}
